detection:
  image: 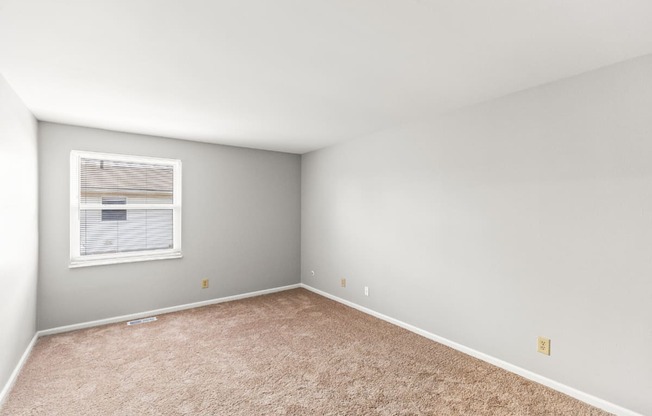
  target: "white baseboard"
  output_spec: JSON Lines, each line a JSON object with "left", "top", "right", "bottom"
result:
{"left": 0, "top": 333, "right": 39, "bottom": 409}
{"left": 299, "top": 283, "right": 641, "bottom": 416}
{"left": 39, "top": 283, "right": 300, "bottom": 336}
{"left": 5, "top": 283, "right": 639, "bottom": 415}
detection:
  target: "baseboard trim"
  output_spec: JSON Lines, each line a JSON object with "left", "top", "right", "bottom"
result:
{"left": 0, "top": 332, "right": 39, "bottom": 410}
{"left": 39, "top": 283, "right": 300, "bottom": 336}
{"left": 7, "top": 284, "right": 639, "bottom": 415}
{"left": 299, "top": 283, "right": 641, "bottom": 416}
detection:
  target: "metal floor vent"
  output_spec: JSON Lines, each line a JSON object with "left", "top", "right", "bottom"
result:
{"left": 127, "top": 317, "right": 157, "bottom": 326}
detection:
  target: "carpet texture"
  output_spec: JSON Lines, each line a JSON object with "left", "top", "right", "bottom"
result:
{"left": 1, "top": 288, "right": 610, "bottom": 415}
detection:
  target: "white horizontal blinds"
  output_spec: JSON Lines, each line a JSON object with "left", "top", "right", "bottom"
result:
{"left": 80, "top": 210, "right": 173, "bottom": 255}
{"left": 80, "top": 158, "right": 173, "bottom": 204}
{"left": 79, "top": 158, "right": 174, "bottom": 256}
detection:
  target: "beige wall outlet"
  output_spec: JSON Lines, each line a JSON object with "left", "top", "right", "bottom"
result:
{"left": 201, "top": 279, "right": 209, "bottom": 289}
{"left": 341, "top": 278, "right": 346, "bottom": 288}
{"left": 538, "top": 336, "right": 551, "bottom": 355}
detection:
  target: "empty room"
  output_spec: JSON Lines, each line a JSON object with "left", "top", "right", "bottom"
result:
{"left": 1, "top": 1, "right": 651, "bottom": 415}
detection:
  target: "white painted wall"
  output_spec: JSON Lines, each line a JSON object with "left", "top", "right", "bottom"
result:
{"left": 301, "top": 54, "right": 652, "bottom": 414}
{"left": 0, "top": 75, "right": 38, "bottom": 396}
{"left": 38, "top": 122, "right": 301, "bottom": 330}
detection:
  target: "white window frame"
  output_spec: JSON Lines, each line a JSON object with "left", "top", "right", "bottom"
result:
{"left": 70, "top": 150, "right": 182, "bottom": 268}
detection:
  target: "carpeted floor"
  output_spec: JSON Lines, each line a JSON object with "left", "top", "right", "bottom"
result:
{"left": 1, "top": 288, "right": 609, "bottom": 415}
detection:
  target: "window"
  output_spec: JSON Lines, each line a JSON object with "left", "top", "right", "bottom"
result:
{"left": 70, "top": 150, "right": 182, "bottom": 267}
{"left": 101, "top": 197, "right": 127, "bottom": 221}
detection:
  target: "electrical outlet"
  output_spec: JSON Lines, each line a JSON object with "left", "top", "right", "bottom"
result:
{"left": 537, "top": 336, "right": 550, "bottom": 355}
{"left": 201, "top": 279, "right": 209, "bottom": 289}
{"left": 364, "top": 286, "right": 369, "bottom": 296}
{"left": 341, "top": 278, "right": 346, "bottom": 288}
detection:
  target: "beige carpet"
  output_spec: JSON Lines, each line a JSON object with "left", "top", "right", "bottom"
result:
{"left": 2, "top": 288, "right": 609, "bottom": 415}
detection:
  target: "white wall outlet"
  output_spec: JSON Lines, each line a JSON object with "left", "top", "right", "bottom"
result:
{"left": 364, "top": 286, "right": 369, "bottom": 296}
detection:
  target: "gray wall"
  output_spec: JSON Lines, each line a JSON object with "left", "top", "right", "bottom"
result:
{"left": 301, "top": 54, "right": 652, "bottom": 414}
{"left": 38, "top": 122, "right": 301, "bottom": 330}
{"left": 0, "top": 75, "right": 38, "bottom": 396}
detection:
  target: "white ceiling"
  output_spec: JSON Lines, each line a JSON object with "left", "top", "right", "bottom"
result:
{"left": 1, "top": 1, "right": 652, "bottom": 154}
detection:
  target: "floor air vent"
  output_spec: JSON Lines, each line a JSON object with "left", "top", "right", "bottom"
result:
{"left": 127, "top": 317, "right": 157, "bottom": 326}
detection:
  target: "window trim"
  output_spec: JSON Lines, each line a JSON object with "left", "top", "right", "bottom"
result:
{"left": 69, "top": 150, "right": 182, "bottom": 268}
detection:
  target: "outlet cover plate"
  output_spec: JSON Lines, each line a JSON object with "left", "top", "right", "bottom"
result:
{"left": 538, "top": 336, "right": 551, "bottom": 355}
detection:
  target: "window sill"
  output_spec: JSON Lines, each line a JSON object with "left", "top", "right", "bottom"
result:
{"left": 69, "top": 251, "right": 183, "bottom": 268}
